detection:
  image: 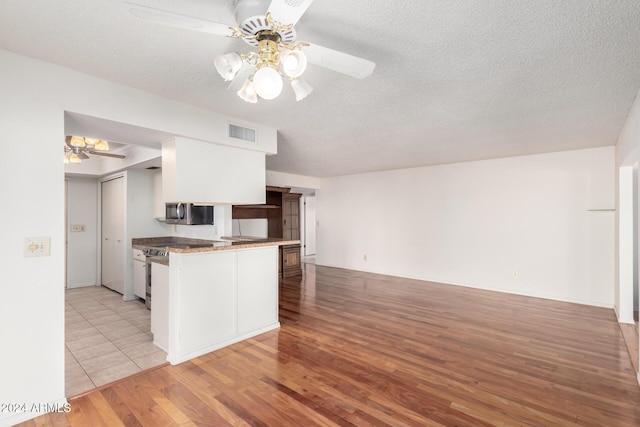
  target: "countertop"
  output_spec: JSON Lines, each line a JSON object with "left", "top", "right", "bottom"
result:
{"left": 132, "top": 236, "right": 300, "bottom": 256}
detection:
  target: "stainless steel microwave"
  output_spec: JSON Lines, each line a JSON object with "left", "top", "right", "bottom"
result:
{"left": 165, "top": 203, "right": 214, "bottom": 225}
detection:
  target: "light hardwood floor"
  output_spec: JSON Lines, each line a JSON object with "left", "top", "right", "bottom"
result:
{"left": 21, "top": 263, "right": 640, "bottom": 426}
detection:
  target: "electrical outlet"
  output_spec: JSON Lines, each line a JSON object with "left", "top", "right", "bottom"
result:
{"left": 70, "top": 224, "right": 85, "bottom": 232}
{"left": 512, "top": 270, "right": 519, "bottom": 279}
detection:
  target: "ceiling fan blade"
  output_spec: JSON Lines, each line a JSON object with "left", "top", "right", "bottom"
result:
{"left": 304, "top": 43, "right": 375, "bottom": 79}
{"left": 267, "top": 0, "right": 314, "bottom": 26}
{"left": 226, "top": 65, "right": 252, "bottom": 92}
{"left": 77, "top": 151, "right": 90, "bottom": 160}
{"left": 123, "top": 1, "right": 241, "bottom": 37}
{"left": 86, "top": 151, "right": 126, "bottom": 159}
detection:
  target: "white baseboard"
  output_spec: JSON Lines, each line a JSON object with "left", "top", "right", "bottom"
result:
{"left": 167, "top": 323, "right": 280, "bottom": 365}
{"left": 315, "top": 262, "right": 614, "bottom": 309}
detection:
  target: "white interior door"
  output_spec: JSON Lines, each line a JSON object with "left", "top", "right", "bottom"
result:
{"left": 101, "top": 176, "right": 125, "bottom": 294}
{"left": 304, "top": 196, "right": 316, "bottom": 256}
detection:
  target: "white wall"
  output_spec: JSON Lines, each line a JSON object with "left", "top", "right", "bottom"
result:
{"left": 1, "top": 51, "right": 66, "bottom": 426}
{"left": 302, "top": 195, "right": 317, "bottom": 256}
{"left": 0, "top": 48, "right": 276, "bottom": 426}
{"left": 316, "top": 147, "right": 615, "bottom": 307}
{"left": 66, "top": 177, "right": 99, "bottom": 288}
{"left": 615, "top": 87, "right": 640, "bottom": 379}
{"left": 266, "top": 170, "right": 322, "bottom": 190}
{"left": 616, "top": 89, "right": 640, "bottom": 323}
{"left": 616, "top": 89, "right": 640, "bottom": 165}
{"left": 232, "top": 219, "right": 269, "bottom": 238}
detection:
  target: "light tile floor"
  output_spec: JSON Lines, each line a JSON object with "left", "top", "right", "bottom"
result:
{"left": 65, "top": 286, "right": 167, "bottom": 397}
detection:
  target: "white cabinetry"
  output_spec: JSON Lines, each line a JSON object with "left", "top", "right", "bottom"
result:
{"left": 237, "top": 248, "right": 278, "bottom": 334}
{"left": 164, "top": 246, "right": 278, "bottom": 364}
{"left": 101, "top": 177, "right": 125, "bottom": 294}
{"left": 132, "top": 249, "right": 146, "bottom": 300}
{"left": 174, "top": 251, "right": 237, "bottom": 354}
{"left": 151, "top": 262, "right": 169, "bottom": 352}
{"left": 162, "top": 137, "right": 266, "bottom": 205}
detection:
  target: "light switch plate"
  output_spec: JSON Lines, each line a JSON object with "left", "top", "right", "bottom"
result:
{"left": 70, "top": 224, "right": 86, "bottom": 232}
{"left": 24, "top": 237, "right": 51, "bottom": 257}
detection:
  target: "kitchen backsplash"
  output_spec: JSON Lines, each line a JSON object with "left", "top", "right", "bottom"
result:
{"left": 232, "top": 219, "right": 268, "bottom": 238}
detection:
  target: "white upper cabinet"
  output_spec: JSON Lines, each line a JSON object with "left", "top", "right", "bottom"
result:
{"left": 162, "top": 137, "right": 266, "bottom": 205}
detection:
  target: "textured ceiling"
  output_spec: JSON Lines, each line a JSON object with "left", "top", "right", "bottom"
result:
{"left": 2, "top": 1, "right": 640, "bottom": 177}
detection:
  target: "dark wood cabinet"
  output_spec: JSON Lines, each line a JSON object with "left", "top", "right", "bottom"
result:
{"left": 282, "top": 193, "right": 300, "bottom": 240}
{"left": 282, "top": 245, "right": 301, "bottom": 277}
{"left": 233, "top": 186, "right": 302, "bottom": 278}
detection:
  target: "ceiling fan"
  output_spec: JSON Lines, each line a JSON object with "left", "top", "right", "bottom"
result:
{"left": 122, "top": 0, "right": 376, "bottom": 103}
{"left": 64, "top": 136, "right": 126, "bottom": 164}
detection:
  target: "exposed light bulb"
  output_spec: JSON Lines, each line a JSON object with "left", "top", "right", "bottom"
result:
{"left": 281, "top": 50, "right": 307, "bottom": 78}
{"left": 253, "top": 65, "right": 283, "bottom": 100}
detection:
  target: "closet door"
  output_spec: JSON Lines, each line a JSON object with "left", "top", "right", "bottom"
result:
{"left": 101, "top": 177, "right": 125, "bottom": 294}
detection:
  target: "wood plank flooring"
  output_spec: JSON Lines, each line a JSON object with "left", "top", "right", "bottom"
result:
{"left": 619, "top": 321, "right": 639, "bottom": 373}
{"left": 18, "top": 263, "right": 640, "bottom": 426}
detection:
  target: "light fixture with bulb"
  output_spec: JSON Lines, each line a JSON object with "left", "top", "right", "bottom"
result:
{"left": 214, "top": 13, "right": 313, "bottom": 103}
{"left": 63, "top": 135, "right": 126, "bottom": 164}
{"left": 126, "top": 0, "right": 376, "bottom": 105}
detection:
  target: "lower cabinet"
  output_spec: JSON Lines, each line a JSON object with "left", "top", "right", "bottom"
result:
{"left": 238, "top": 247, "right": 278, "bottom": 334}
{"left": 175, "top": 251, "right": 237, "bottom": 354}
{"left": 151, "top": 262, "right": 169, "bottom": 352}
{"left": 133, "top": 258, "right": 146, "bottom": 300}
{"left": 280, "top": 244, "right": 302, "bottom": 278}
{"left": 163, "top": 246, "right": 279, "bottom": 365}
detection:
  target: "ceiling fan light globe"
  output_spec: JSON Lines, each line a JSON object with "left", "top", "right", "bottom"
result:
{"left": 290, "top": 78, "right": 313, "bottom": 101}
{"left": 253, "top": 65, "right": 283, "bottom": 100}
{"left": 94, "top": 139, "right": 109, "bottom": 151}
{"left": 69, "top": 136, "right": 86, "bottom": 148}
{"left": 214, "top": 52, "right": 243, "bottom": 81}
{"left": 69, "top": 153, "right": 82, "bottom": 164}
{"left": 237, "top": 78, "right": 258, "bottom": 103}
{"left": 84, "top": 138, "right": 97, "bottom": 147}
{"left": 281, "top": 50, "right": 307, "bottom": 78}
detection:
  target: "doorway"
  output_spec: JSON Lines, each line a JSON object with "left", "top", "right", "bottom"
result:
{"left": 618, "top": 164, "right": 639, "bottom": 372}
{"left": 619, "top": 165, "right": 638, "bottom": 323}
{"left": 64, "top": 175, "right": 165, "bottom": 398}
{"left": 303, "top": 195, "right": 316, "bottom": 257}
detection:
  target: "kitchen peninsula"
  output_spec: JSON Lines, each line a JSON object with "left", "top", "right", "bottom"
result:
{"left": 132, "top": 236, "right": 299, "bottom": 365}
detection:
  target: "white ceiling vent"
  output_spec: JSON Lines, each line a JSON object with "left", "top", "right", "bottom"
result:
{"left": 228, "top": 123, "right": 257, "bottom": 144}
